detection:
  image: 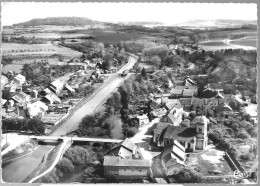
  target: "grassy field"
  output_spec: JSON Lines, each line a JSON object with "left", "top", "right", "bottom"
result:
{"left": 230, "top": 36, "right": 257, "bottom": 47}
{"left": 198, "top": 40, "right": 235, "bottom": 51}
{"left": 2, "top": 43, "right": 83, "bottom": 56}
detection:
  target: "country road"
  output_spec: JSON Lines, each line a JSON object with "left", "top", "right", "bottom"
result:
{"left": 51, "top": 55, "right": 137, "bottom": 136}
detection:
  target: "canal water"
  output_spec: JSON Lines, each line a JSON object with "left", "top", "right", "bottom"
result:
{"left": 110, "top": 115, "right": 124, "bottom": 140}
{"left": 2, "top": 145, "right": 53, "bottom": 183}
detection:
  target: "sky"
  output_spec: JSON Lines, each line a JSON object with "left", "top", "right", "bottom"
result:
{"left": 1, "top": 2, "right": 257, "bottom": 26}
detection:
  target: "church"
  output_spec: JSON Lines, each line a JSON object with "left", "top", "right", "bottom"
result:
{"left": 153, "top": 115, "right": 210, "bottom": 152}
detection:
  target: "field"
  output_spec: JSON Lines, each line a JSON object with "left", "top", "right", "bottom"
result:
{"left": 2, "top": 64, "right": 24, "bottom": 74}
{"left": 198, "top": 40, "right": 235, "bottom": 51}
{"left": 2, "top": 43, "right": 83, "bottom": 57}
{"left": 230, "top": 36, "right": 257, "bottom": 47}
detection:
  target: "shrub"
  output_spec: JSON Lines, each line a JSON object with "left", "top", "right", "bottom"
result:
{"left": 64, "top": 146, "right": 90, "bottom": 165}
{"left": 240, "top": 153, "right": 253, "bottom": 161}
{"left": 246, "top": 127, "right": 257, "bottom": 138}
{"left": 56, "top": 158, "right": 74, "bottom": 174}
{"left": 227, "top": 146, "right": 239, "bottom": 157}
{"left": 218, "top": 139, "right": 231, "bottom": 150}
{"left": 105, "top": 174, "right": 118, "bottom": 183}
{"left": 208, "top": 132, "right": 220, "bottom": 143}
{"left": 171, "top": 167, "right": 203, "bottom": 183}
{"left": 236, "top": 131, "right": 249, "bottom": 139}
{"left": 38, "top": 175, "right": 56, "bottom": 183}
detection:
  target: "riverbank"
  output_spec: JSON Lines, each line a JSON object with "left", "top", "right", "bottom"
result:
{"left": 2, "top": 139, "right": 38, "bottom": 164}
{"left": 1, "top": 133, "right": 31, "bottom": 156}
{"left": 23, "top": 142, "right": 62, "bottom": 182}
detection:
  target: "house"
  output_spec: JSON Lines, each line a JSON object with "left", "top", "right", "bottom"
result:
{"left": 148, "top": 99, "right": 161, "bottom": 110}
{"left": 153, "top": 122, "right": 171, "bottom": 146}
{"left": 179, "top": 98, "right": 192, "bottom": 110}
{"left": 106, "top": 138, "right": 137, "bottom": 159}
{"left": 170, "top": 85, "right": 198, "bottom": 98}
{"left": 191, "top": 98, "right": 208, "bottom": 110}
{"left": 223, "top": 84, "right": 237, "bottom": 95}
{"left": 205, "top": 83, "right": 224, "bottom": 93}
{"left": 186, "top": 62, "right": 195, "bottom": 70}
{"left": 160, "top": 107, "right": 183, "bottom": 126}
{"left": 10, "top": 92, "right": 31, "bottom": 105}
{"left": 203, "top": 88, "right": 217, "bottom": 98}
{"left": 182, "top": 89, "right": 194, "bottom": 98}
{"left": 215, "top": 103, "right": 233, "bottom": 119}
{"left": 1, "top": 75, "right": 9, "bottom": 90}
{"left": 2, "top": 99, "right": 7, "bottom": 107}
{"left": 103, "top": 156, "right": 150, "bottom": 178}
{"left": 26, "top": 101, "right": 48, "bottom": 118}
{"left": 184, "top": 76, "right": 196, "bottom": 86}
{"left": 170, "top": 89, "right": 183, "bottom": 98}
{"left": 13, "top": 74, "right": 26, "bottom": 85}
{"left": 131, "top": 114, "right": 149, "bottom": 126}
{"left": 48, "top": 80, "right": 65, "bottom": 94}
{"left": 64, "top": 84, "right": 75, "bottom": 94}
{"left": 41, "top": 93, "right": 61, "bottom": 105}
{"left": 150, "top": 108, "right": 168, "bottom": 119}
{"left": 161, "top": 140, "right": 186, "bottom": 176}
{"left": 164, "top": 99, "right": 182, "bottom": 110}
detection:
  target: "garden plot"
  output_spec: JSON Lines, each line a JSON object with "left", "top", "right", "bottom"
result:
{"left": 186, "top": 145, "right": 233, "bottom": 176}
{"left": 2, "top": 43, "right": 83, "bottom": 57}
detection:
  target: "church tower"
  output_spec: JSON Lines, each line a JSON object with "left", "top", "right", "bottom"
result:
{"left": 195, "top": 116, "right": 209, "bottom": 150}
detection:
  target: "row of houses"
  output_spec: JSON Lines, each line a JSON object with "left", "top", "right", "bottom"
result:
{"left": 2, "top": 73, "right": 77, "bottom": 127}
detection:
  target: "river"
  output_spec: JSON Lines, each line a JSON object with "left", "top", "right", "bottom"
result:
{"left": 2, "top": 145, "right": 53, "bottom": 183}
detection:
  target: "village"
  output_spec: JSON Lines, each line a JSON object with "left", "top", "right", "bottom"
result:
{"left": 2, "top": 40, "right": 257, "bottom": 184}
{"left": 0, "top": 6, "right": 258, "bottom": 184}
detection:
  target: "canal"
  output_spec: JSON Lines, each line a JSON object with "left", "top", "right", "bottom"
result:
{"left": 2, "top": 145, "right": 53, "bottom": 183}
{"left": 1, "top": 56, "right": 136, "bottom": 183}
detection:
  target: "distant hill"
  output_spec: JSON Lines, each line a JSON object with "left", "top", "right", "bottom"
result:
{"left": 175, "top": 19, "right": 257, "bottom": 28}
{"left": 13, "top": 17, "right": 103, "bottom": 26}
{"left": 117, "top": 21, "right": 164, "bottom": 26}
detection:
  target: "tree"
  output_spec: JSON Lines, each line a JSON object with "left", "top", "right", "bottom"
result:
{"left": 141, "top": 68, "right": 147, "bottom": 77}
{"left": 218, "top": 139, "right": 231, "bottom": 150}
{"left": 64, "top": 146, "right": 90, "bottom": 165}
{"left": 2, "top": 89, "right": 12, "bottom": 100}
{"left": 119, "top": 87, "right": 129, "bottom": 109}
{"left": 208, "top": 132, "right": 220, "bottom": 143}
{"left": 236, "top": 130, "right": 249, "bottom": 139}
{"left": 56, "top": 158, "right": 74, "bottom": 174}
{"left": 26, "top": 118, "right": 45, "bottom": 134}
{"left": 126, "top": 127, "right": 138, "bottom": 137}
{"left": 103, "top": 53, "right": 114, "bottom": 70}
{"left": 102, "top": 116, "right": 116, "bottom": 130}
{"left": 247, "top": 126, "right": 257, "bottom": 138}
{"left": 171, "top": 167, "right": 203, "bottom": 183}
{"left": 150, "top": 55, "right": 161, "bottom": 67}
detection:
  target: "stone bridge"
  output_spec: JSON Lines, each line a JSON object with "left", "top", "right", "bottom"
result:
{"left": 29, "top": 136, "right": 123, "bottom": 147}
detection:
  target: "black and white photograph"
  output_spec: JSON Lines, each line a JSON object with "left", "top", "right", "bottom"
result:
{"left": 0, "top": 1, "right": 258, "bottom": 184}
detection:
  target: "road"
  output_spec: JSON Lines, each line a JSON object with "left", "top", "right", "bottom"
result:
{"left": 51, "top": 55, "right": 137, "bottom": 136}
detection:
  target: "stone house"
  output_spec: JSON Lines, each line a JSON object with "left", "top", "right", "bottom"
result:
{"left": 161, "top": 140, "right": 186, "bottom": 176}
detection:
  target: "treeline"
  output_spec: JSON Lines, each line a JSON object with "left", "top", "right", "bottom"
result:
{"left": 116, "top": 69, "right": 173, "bottom": 137}
{"left": 74, "top": 106, "right": 118, "bottom": 138}
{"left": 2, "top": 118, "right": 45, "bottom": 134}
{"left": 38, "top": 146, "right": 92, "bottom": 183}
{"left": 2, "top": 35, "right": 47, "bottom": 44}
{"left": 21, "top": 62, "right": 80, "bottom": 87}
{"left": 209, "top": 110, "right": 257, "bottom": 159}
{"left": 60, "top": 40, "right": 129, "bottom": 71}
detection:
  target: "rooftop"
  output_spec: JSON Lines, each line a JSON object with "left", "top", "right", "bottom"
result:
{"left": 162, "top": 125, "right": 196, "bottom": 142}
{"left": 103, "top": 156, "right": 150, "bottom": 167}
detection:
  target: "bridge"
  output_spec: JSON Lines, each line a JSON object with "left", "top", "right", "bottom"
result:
{"left": 29, "top": 136, "right": 123, "bottom": 143}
